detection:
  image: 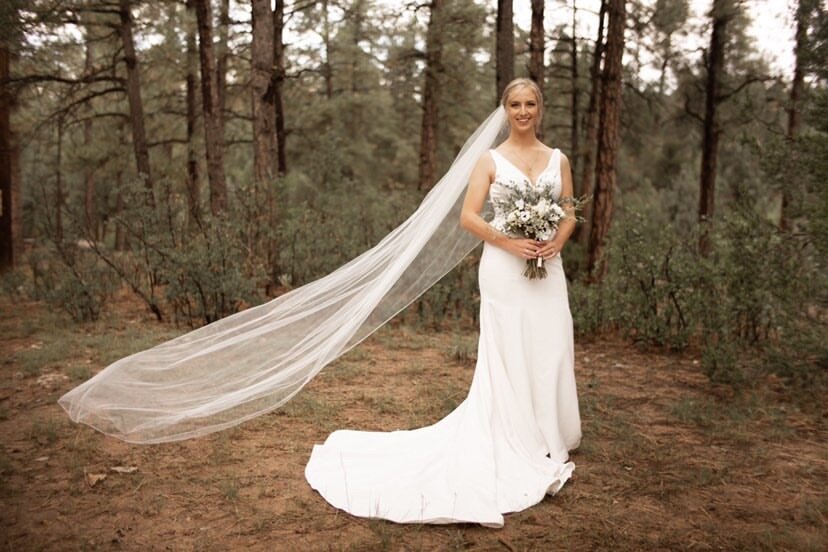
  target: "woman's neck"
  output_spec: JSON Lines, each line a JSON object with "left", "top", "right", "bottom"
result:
{"left": 505, "top": 129, "right": 539, "bottom": 149}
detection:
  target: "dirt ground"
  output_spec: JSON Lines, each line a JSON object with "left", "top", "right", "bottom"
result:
{"left": 1, "top": 293, "right": 826, "bottom": 551}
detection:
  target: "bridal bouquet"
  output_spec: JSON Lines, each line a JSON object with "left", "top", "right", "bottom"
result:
{"left": 490, "top": 181, "right": 580, "bottom": 279}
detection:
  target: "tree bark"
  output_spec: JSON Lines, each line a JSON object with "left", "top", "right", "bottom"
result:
{"left": 576, "top": 0, "right": 606, "bottom": 246}
{"left": 252, "top": 0, "right": 277, "bottom": 186}
{"left": 349, "top": 0, "right": 365, "bottom": 95}
{"left": 528, "top": 0, "right": 544, "bottom": 88}
{"left": 54, "top": 116, "right": 64, "bottom": 242}
{"left": 698, "top": 0, "right": 730, "bottom": 255}
{"left": 195, "top": 0, "right": 228, "bottom": 214}
{"left": 0, "top": 43, "right": 16, "bottom": 271}
{"left": 418, "top": 0, "right": 444, "bottom": 191}
{"left": 529, "top": 0, "right": 544, "bottom": 139}
{"left": 185, "top": 0, "right": 200, "bottom": 222}
{"left": 781, "top": 0, "right": 807, "bottom": 231}
{"left": 217, "top": 0, "right": 230, "bottom": 129}
{"left": 273, "top": 0, "right": 287, "bottom": 175}
{"left": 496, "top": 0, "right": 515, "bottom": 102}
{"left": 83, "top": 36, "right": 96, "bottom": 238}
{"left": 787, "top": 1, "right": 806, "bottom": 141}
{"left": 586, "top": 0, "right": 625, "bottom": 282}
{"left": 114, "top": 171, "right": 126, "bottom": 250}
{"left": 570, "top": 3, "right": 580, "bottom": 178}
{"left": 322, "top": 0, "right": 333, "bottom": 99}
{"left": 118, "top": 0, "right": 153, "bottom": 192}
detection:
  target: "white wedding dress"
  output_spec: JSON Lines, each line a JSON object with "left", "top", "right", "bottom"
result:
{"left": 304, "top": 148, "right": 582, "bottom": 528}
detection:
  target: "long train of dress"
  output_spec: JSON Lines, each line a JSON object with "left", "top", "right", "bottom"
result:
{"left": 305, "top": 150, "right": 582, "bottom": 528}
{"left": 305, "top": 150, "right": 581, "bottom": 527}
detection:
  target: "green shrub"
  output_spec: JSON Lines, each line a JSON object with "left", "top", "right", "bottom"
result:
{"left": 571, "top": 199, "right": 826, "bottom": 388}
{"left": 28, "top": 242, "right": 116, "bottom": 323}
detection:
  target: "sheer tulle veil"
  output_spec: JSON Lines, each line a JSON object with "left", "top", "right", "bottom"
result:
{"left": 58, "top": 107, "right": 509, "bottom": 444}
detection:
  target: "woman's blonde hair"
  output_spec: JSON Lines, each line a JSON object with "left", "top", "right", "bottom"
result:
{"left": 500, "top": 77, "right": 544, "bottom": 132}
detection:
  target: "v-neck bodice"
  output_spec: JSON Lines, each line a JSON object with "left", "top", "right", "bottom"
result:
{"left": 489, "top": 148, "right": 562, "bottom": 203}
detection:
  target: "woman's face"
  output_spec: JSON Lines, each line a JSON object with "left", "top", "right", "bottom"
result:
{"left": 505, "top": 86, "right": 540, "bottom": 133}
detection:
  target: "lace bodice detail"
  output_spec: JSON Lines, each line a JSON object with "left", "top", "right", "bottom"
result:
{"left": 488, "top": 148, "right": 562, "bottom": 221}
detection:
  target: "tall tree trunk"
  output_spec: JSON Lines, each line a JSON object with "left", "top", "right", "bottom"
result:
{"left": 54, "top": 116, "right": 64, "bottom": 242}
{"left": 322, "top": 0, "right": 333, "bottom": 99}
{"left": 0, "top": 43, "right": 16, "bottom": 271}
{"left": 118, "top": 0, "right": 153, "bottom": 192}
{"left": 273, "top": 0, "right": 287, "bottom": 174}
{"left": 529, "top": 0, "right": 544, "bottom": 139}
{"left": 418, "top": 0, "right": 444, "bottom": 191}
{"left": 83, "top": 115, "right": 95, "bottom": 235}
{"left": 185, "top": 0, "right": 200, "bottom": 222}
{"left": 251, "top": 0, "right": 277, "bottom": 186}
{"left": 570, "top": 3, "right": 580, "bottom": 178}
{"left": 114, "top": 121, "right": 127, "bottom": 250}
{"left": 114, "top": 175, "right": 126, "bottom": 250}
{"left": 195, "top": 0, "right": 228, "bottom": 214}
{"left": 217, "top": 0, "right": 230, "bottom": 129}
{"left": 586, "top": 0, "right": 625, "bottom": 282}
{"left": 576, "top": 0, "right": 606, "bottom": 246}
{"left": 657, "top": 33, "right": 673, "bottom": 97}
{"left": 496, "top": 0, "right": 515, "bottom": 102}
{"left": 528, "top": 0, "right": 544, "bottom": 87}
{"left": 83, "top": 37, "right": 96, "bottom": 238}
{"left": 698, "top": 0, "right": 729, "bottom": 255}
{"left": 349, "top": 0, "right": 364, "bottom": 95}
{"left": 781, "top": 0, "right": 807, "bottom": 231}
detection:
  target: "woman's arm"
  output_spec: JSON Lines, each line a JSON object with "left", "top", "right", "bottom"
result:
{"left": 460, "top": 153, "right": 541, "bottom": 260}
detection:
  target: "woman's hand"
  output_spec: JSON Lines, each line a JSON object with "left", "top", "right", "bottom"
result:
{"left": 537, "top": 239, "right": 565, "bottom": 260}
{"left": 498, "top": 237, "right": 542, "bottom": 260}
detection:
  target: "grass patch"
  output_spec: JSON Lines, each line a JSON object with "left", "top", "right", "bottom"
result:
{"left": 669, "top": 392, "right": 796, "bottom": 446}
{"left": 360, "top": 393, "right": 398, "bottom": 415}
{"left": 670, "top": 396, "right": 717, "bottom": 429}
{"left": 752, "top": 526, "right": 826, "bottom": 551}
{"left": 66, "top": 364, "right": 92, "bottom": 381}
{"left": 85, "top": 326, "right": 181, "bottom": 365}
{"left": 218, "top": 477, "right": 240, "bottom": 502}
{"left": 327, "top": 361, "right": 367, "bottom": 383}
{"left": 280, "top": 393, "right": 337, "bottom": 429}
{"left": 372, "top": 326, "right": 435, "bottom": 351}
{"left": 64, "top": 430, "right": 99, "bottom": 492}
{"left": 400, "top": 360, "right": 428, "bottom": 378}
{"left": 340, "top": 348, "right": 370, "bottom": 362}
{"left": 443, "top": 334, "right": 477, "bottom": 364}
{"left": 29, "top": 419, "right": 61, "bottom": 445}
{"left": 209, "top": 432, "right": 233, "bottom": 466}
{"left": 15, "top": 345, "right": 68, "bottom": 377}
{"left": 408, "top": 382, "right": 465, "bottom": 424}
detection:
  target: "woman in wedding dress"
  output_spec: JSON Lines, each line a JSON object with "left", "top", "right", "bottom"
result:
{"left": 57, "top": 74, "right": 578, "bottom": 528}
{"left": 304, "top": 78, "right": 582, "bottom": 528}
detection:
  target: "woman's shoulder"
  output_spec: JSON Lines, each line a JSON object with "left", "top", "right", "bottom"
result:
{"left": 476, "top": 149, "right": 497, "bottom": 168}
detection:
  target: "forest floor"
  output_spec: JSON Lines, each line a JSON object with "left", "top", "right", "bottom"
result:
{"left": 0, "top": 292, "right": 826, "bottom": 552}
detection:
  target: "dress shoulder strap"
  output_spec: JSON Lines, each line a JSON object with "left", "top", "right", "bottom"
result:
{"left": 489, "top": 149, "right": 504, "bottom": 173}
{"left": 549, "top": 148, "right": 562, "bottom": 179}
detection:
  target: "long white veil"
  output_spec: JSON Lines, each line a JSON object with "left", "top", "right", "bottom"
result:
{"left": 59, "top": 107, "right": 508, "bottom": 443}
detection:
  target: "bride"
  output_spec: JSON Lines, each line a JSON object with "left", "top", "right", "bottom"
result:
{"left": 58, "top": 77, "right": 581, "bottom": 529}
{"left": 304, "top": 78, "right": 582, "bottom": 528}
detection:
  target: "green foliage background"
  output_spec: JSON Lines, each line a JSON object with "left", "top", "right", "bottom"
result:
{"left": 2, "top": 0, "right": 826, "bottom": 392}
